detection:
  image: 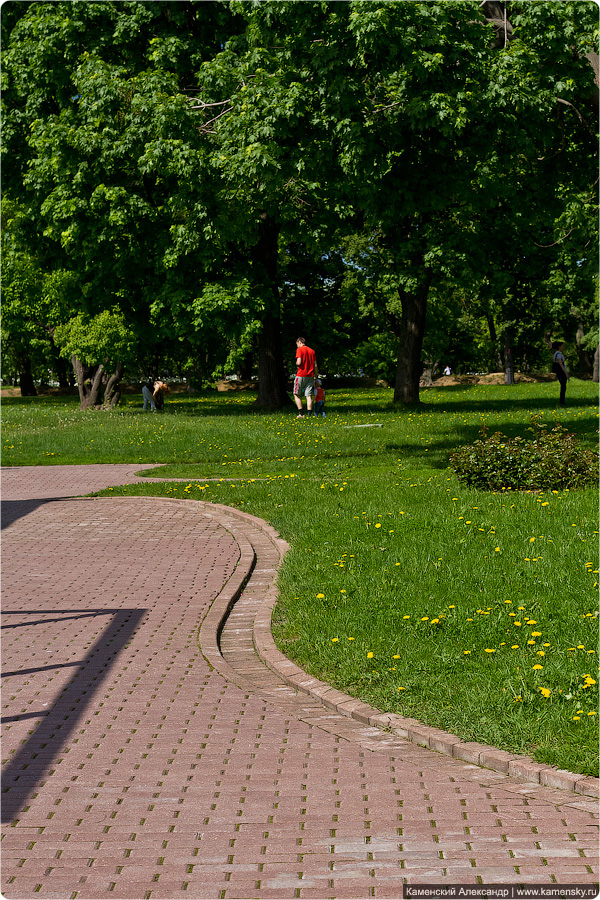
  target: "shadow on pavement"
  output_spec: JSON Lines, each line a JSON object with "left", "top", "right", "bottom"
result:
{"left": 1, "top": 607, "right": 146, "bottom": 824}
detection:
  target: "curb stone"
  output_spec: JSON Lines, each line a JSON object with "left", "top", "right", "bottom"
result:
{"left": 214, "top": 504, "right": 600, "bottom": 799}
{"left": 77, "top": 494, "right": 599, "bottom": 802}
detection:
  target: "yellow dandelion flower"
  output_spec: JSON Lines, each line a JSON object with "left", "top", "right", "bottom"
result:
{"left": 512, "top": 645, "right": 520, "bottom": 649}
{"left": 421, "top": 616, "right": 429, "bottom": 621}
{"left": 588, "top": 712, "right": 597, "bottom": 717}
{"left": 537, "top": 651, "right": 545, "bottom": 657}
{"left": 484, "top": 648, "right": 496, "bottom": 653}
{"left": 367, "top": 652, "right": 374, "bottom": 658}
{"left": 539, "top": 687, "right": 551, "bottom": 698}
{"left": 573, "top": 716, "right": 581, "bottom": 721}
{"left": 317, "top": 593, "right": 325, "bottom": 598}
{"left": 331, "top": 638, "right": 339, "bottom": 642}
{"left": 531, "top": 631, "right": 542, "bottom": 637}
{"left": 393, "top": 654, "right": 401, "bottom": 659}
{"left": 463, "top": 650, "right": 471, "bottom": 655}
{"left": 397, "top": 686, "right": 405, "bottom": 691}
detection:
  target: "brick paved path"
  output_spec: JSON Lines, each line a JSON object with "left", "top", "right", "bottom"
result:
{"left": 2, "top": 466, "right": 598, "bottom": 900}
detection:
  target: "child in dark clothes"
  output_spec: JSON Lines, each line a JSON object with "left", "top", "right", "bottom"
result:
{"left": 314, "top": 380, "right": 326, "bottom": 417}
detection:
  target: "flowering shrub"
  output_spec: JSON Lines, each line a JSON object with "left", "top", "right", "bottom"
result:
{"left": 450, "top": 418, "right": 598, "bottom": 491}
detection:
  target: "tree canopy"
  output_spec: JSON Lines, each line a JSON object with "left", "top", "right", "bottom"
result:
{"left": 3, "top": 1, "right": 598, "bottom": 405}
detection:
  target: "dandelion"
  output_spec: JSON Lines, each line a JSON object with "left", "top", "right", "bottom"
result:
{"left": 573, "top": 716, "right": 581, "bottom": 721}
{"left": 397, "top": 686, "right": 405, "bottom": 691}
{"left": 537, "top": 651, "right": 545, "bottom": 657}
{"left": 511, "top": 645, "right": 520, "bottom": 649}
{"left": 484, "top": 648, "right": 496, "bottom": 653}
{"left": 367, "top": 652, "right": 374, "bottom": 658}
{"left": 331, "top": 638, "right": 339, "bottom": 642}
{"left": 532, "top": 664, "right": 543, "bottom": 670}
{"left": 531, "top": 631, "right": 542, "bottom": 637}
{"left": 539, "top": 687, "right": 551, "bottom": 698}
{"left": 317, "top": 593, "right": 325, "bottom": 598}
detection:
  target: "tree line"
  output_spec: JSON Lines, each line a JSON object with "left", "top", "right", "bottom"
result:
{"left": 2, "top": 1, "right": 598, "bottom": 408}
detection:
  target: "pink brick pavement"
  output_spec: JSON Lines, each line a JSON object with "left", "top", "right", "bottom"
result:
{"left": 1, "top": 465, "right": 598, "bottom": 900}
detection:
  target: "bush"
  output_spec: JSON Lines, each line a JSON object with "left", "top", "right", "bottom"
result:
{"left": 449, "top": 418, "right": 598, "bottom": 491}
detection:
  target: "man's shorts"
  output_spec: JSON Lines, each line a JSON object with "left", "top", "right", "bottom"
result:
{"left": 294, "top": 375, "right": 314, "bottom": 398}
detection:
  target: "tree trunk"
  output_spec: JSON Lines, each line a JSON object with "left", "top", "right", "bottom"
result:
{"left": 486, "top": 314, "right": 503, "bottom": 370}
{"left": 252, "top": 214, "right": 292, "bottom": 410}
{"left": 103, "top": 362, "right": 124, "bottom": 407}
{"left": 593, "top": 343, "right": 599, "bottom": 383}
{"left": 393, "top": 273, "right": 432, "bottom": 405}
{"left": 55, "top": 354, "right": 71, "bottom": 389}
{"left": 18, "top": 355, "right": 37, "bottom": 396}
{"left": 504, "top": 331, "right": 514, "bottom": 384}
{"left": 575, "top": 322, "right": 593, "bottom": 376}
{"left": 72, "top": 356, "right": 107, "bottom": 409}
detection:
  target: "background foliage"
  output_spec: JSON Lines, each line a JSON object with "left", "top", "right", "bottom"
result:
{"left": 2, "top": 1, "right": 598, "bottom": 404}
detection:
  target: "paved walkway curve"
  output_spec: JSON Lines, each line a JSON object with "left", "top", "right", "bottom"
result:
{"left": 1, "top": 465, "right": 598, "bottom": 900}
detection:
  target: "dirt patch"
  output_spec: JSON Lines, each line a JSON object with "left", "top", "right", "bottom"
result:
{"left": 215, "top": 379, "right": 258, "bottom": 392}
{"left": 429, "top": 372, "right": 555, "bottom": 387}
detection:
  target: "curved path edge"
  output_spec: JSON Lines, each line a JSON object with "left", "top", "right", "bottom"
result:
{"left": 196, "top": 502, "right": 599, "bottom": 801}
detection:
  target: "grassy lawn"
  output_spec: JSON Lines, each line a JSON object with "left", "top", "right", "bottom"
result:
{"left": 2, "top": 380, "right": 598, "bottom": 775}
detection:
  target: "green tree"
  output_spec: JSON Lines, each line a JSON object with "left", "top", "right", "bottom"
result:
{"left": 1, "top": 199, "right": 74, "bottom": 393}
{"left": 339, "top": 0, "right": 598, "bottom": 403}
{"left": 2, "top": 1, "right": 242, "bottom": 402}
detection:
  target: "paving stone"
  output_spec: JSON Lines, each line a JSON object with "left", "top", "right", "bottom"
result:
{"left": 1, "top": 465, "right": 598, "bottom": 900}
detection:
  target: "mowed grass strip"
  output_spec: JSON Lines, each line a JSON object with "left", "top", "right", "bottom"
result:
{"left": 2, "top": 381, "right": 598, "bottom": 774}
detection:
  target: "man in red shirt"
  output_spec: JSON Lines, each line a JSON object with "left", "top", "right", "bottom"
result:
{"left": 293, "top": 337, "right": 318, "bottom": 418}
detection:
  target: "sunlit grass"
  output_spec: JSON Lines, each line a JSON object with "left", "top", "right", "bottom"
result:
{"left": 2, "top": 381, "right": 598, "bottom": 773}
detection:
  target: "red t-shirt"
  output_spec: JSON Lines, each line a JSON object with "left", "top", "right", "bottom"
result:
{"left": 295, "top": 345, "right": 316, "bottom": 377}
